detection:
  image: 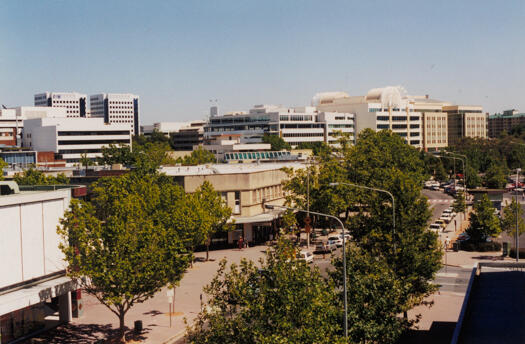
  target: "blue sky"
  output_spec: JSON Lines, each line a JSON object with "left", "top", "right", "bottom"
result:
{"left": 1, "top": 0, "right": 524, "bottom": 122}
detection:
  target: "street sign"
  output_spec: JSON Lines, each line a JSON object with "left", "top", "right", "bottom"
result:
{"left": 304, "top": 216, "right": 311, "bottom": 224}
{"left": 167, "top": 289, "right": 174, "bottom": 304}
{"left": 305, "top": 223, "right": 311, "bottom": 233}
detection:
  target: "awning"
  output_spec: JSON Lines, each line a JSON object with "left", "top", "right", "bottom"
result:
{"left": 0, "top": 276, "right": 77, "bottom": 316}
{"left": 232, "top": 209, "right": 284, "bottom": 224}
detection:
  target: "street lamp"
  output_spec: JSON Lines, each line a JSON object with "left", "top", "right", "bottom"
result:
{"left": 515, "top": 168, "right": 521, "bottom": 262}
{"left": 329, "top": 182, "right": 395, "bottom": 251}
{"left": 434, "top": 154, "right": 467, "bottom": 214}
{"left": 264, "top": 203, "right": 349, "bottom": 339}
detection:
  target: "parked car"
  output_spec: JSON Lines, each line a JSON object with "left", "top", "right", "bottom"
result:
{"left": 315, "top": 241, "right": 337, "bottom": 253}
{"left": 296, "top": 250, "right": 314, "bottom": 263}
{"left": 338, "top": 233, "right": 351, "bottom": 242}
{"left": 443, "top": 208, "right": 456, "bottom": 217}
{"left": 457, "top": 232, "right": 470, "bottom": 241}
{"left": 328, "top": 236, "right": 343, "bottom": 247}
{"left": 429, "top": 223, "right": 442, "bottom": 232}
{"left": 440, "top": 213, "right": 453, "bottom": 223}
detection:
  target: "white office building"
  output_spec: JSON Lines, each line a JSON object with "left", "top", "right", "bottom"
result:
{"left": 314, "top": 86, "right": 423, "bottom": 148}
{"left": 90, "top": 93, "right": 140, "bottom": 136}
{"left": 205, "top": 105, "right": 355, "bottom": 148}
{"left": 34, "top": 92, "right": 87, "bottom": 118}
{"left": 0, "top": 183, "right": 76, "bottom": 343}
{"left": 22, "top": 117, "right": 132, "bottom": 166}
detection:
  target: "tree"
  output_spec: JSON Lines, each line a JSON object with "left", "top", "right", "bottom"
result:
{"left": 297, "top": 141, "right": 330, "bottom": 156}
{"left": 501, "top": 198, "right": 525, "bottom": 237}
{"left": 133, "top": 142, "right": 175, "bottom": 175}
{"left": 330, "top": 246, "right": 409, "bottom": 344}
{"left": 452, "top": 190, "right": 467, "bottom": 214}
{"left": 58, "top": 174, "right": 192, "bottom": 341}
{"left": 193, "top": 181, "right": 233, "bottom": 261}
{"left": 262, "top": 133, "right": 291, "bottom": 151}
{"left": 483, "top": 164, "right": 507, "bottom": 189}
{"left": 0, "top": 157, "right": 7, "bottom": 181}
{"left": 14, "top": 167, "right": 69, "bottom": 185}
{"left": 186, "top": 238, "right": 345, "bottom": 344}
{"left": 177, "top": 146, "right": 216, "bottom": 165}
{"left": 467, "top": 194, "right": 501, "bottom": 242}
{"left": 98, "top": 144, "right": 135, "bottom": 166}
{"left": 465, "top": 164, "right": 482, "bottom": 188}
{"left": 79, "top": 153, "right": 93, "bottom": 174}
{"left": 134, "top": 129, "right": 169, "bottom": 147}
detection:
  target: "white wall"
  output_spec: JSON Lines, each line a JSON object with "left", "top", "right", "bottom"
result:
{"left": 0, "top": 189, "right": 70, "bottom": 289}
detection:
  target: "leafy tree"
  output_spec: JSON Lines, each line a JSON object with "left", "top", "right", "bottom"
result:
{"left": 133, "top": 129, "right": 169, "bottom": 146}
{"left": 98, "top": 144, "right": 135, "bottom": 166}
{"left": 0, "top": 157, "right": 7, "bottom": 181}
{"left": 262, "top": 133, "right": 291, "bottom": 151}
{"left": 14, "top": 167, "right": 69, "bottom": 185}
{"left": 330, "top": 246, "right": 409, "bottom": 344}
{"left": 79, "top": 153, "right": 93, "bottom": 174}
{"left": 297, "top": 141, "right": 330, "bottom": 156}
{"left": 465, "top": 164, "right": 482, "bottom": 188}
{"left": 501, "top": 198, "right": 525, "bottom": 237}
{"left": 421, "top": 153, "right": 447, "bottom": 182}
{"left": 186, "top": 238, "right": 345, "bottom": 344}
{"left": 452, "top": 190, "right": 467, "bottom": 214}
{"left": 133, "top": 142, "right": 175, "bottom": 175}
{"left": 467, "top": 194, "right": 501, "bottom": 242}
{"left": 58, "top": 174, "right": 193, "bottom": 341}
{"left": 176, "top": 146, "right": 216, "bottom": 165}
{"left": 483, "top": 163, "right": 508, "bottom": 189}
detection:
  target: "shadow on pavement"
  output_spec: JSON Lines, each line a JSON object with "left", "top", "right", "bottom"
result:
{"left": 472, "top": 255, "right": 504, "bottom": 261}
{"left": 21, "top": 323, "right": 150, "bottom": 344}
{"left": 398, "top": 321, "right": 456, "bottom": 344}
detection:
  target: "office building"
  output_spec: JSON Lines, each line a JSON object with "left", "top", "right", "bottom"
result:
{"left": 34, "top": 92, "right": 87, "bottom": 118}
{"left": 90, "top": 93, "right": 140, "bottom": 136}
{"left": 444, "top": 105, "right": 487, "bottom": 146}
{"left": 411, "top": 96, "right": 450, "bottom": 151}
{"left": 488, "top": 109, "right": 525, "bottom": 138}
{"left": 205, "top": 105, "right": 354, "bottom": 148}
{"left": 160, "top": 162, "right": 304, "bottom": 246}
{"left": 314, "top": 86, "right": 423, "bottom": 148}
{"left": 0, "top": 183, "right": 78, "bottom": 343}
{"left": 22, "top": 117, "right": 132, "bottom": 166}
{"left": 141, "top": 120, "right": 206, "bottom": 151}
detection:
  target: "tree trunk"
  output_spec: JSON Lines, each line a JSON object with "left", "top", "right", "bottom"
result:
{"left": 119, "top": 312, "right": 126, "bottom": 343}
{"left": 403, "top": 310, "right": 408, "bottom": 319}
{"left": 206, "top": 244, "right": 209, "bottom": 261}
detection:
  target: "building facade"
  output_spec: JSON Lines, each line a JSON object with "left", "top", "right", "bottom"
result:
{"left": 90, "top": 93, "right": 140, "bottom": 136}
{"left": 411, "top": 96, "right": 450, "bottom": 151}
{"left": 141, "top": 120, "right": 206, "bottom": 151}
{"left": 488, "top": 110, "right": 525, "bottom": 138}
{"left": 314, "top": 87, "right": 423, "bottom": 148}
{"left": 0, "top": 184, "right": 77, "bottom": 343}
{"left": 444, "top": 105, "right": 487, "bottom": 146}
{"left": 22, "top": 117, "right": 132, "bottom": 166}
{"left": 34, "top": 92, "right": 87, "bottom": 118}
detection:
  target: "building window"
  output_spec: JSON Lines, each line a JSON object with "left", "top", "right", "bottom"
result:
{"left": 234, "top": 191, "right": 241, "bottom": 214}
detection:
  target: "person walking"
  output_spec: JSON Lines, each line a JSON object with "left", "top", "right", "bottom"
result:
{"left": 238, "top": 236, "right": 244, "bottom": 250}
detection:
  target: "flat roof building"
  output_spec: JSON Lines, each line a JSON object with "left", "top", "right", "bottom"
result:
{"left": 444, "top": 105, "right": 487, "bottom": 146}
{"left": 90, "top": 93, "right": 140, "bottom": 136}
{"left": 34, "top": 92, "right": 87, "bottom": 118}
{"left": 488, "top": 109, "right": 525, "bottom": 138}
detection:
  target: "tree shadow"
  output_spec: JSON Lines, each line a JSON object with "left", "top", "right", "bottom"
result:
{"left": 143, "top": 310, "right": 163, "bottom": 316}
{"left": 472, "top": 255, "right": 504, "bottom": 261}
{"left": 22, "top": 323, "right": 150, "bottom": 343}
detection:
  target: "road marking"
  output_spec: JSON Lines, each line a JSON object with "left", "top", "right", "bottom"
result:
{"left": 436, "top": 272, "right": 459, "bottom": 277}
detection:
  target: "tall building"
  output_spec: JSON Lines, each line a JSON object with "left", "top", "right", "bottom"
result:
{"left": 315, "top": 87, "right": 423, "bottom": 148}
{"left": 444, "top": 105, "right": 487, "bottom": 146}
{"left": 22, "top": 117, "right": 132, "bottom": 166}
{"left": 411, "top": 96, "right": 450, "bottom": 152}
{"left": 488, "top": 109, "right": 525, "bottom": 138}
{"left": 90, "top": 93, "right": 140, "bottom": 136}
{"left": 34, "top": 92, "right": 87, "bottom": 118}
{"left": 205, "top": 105, "right": 355, "bottom": 148}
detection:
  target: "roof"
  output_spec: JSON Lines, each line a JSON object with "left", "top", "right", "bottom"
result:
{"left": 489, "top": 112, "right": 525, "bottom": 119}
{"left": 159, "top": 162, "right": 305, "bottom": 176}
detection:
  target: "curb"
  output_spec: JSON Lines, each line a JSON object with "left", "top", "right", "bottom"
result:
{"left": 161, "top": 330, "right": 186, "bottom": 344}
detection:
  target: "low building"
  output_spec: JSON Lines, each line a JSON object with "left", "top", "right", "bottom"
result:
{"left": 203, "top": 133, "right": 271, "bottom": 162}
{"left": 22, "top": 117, "right": 132, "bottom": 166}
{"left": 445, "top": 105, "right": 487, "bottom": 146}
{"left": 142, "top": 120, "right": 206, "bottom": 151}
{"left": 0, "top": 183, "right": 79, "bottom": 343}
{"left": 488, "top": 109, "right": 525, "bottom": 138}
{"left": 0, "top": 150, "right": 66, "bottom": 168}
{"left": 160, "top": 162, "right": 304, "bottom": 246}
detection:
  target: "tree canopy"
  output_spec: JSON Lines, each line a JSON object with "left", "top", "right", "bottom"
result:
{"left": 176, "top": 146, "right": 216, "bottom": 165}
{"left": 467, "top": 194, "right": 501, "bottom": 242}
{"left": 13, "top": 167, "right": 69, "bottom": 185}
{"left": 0, "top": 157, "right": 7, "bottom": 181}
{"left": 501, "top": 197, "right": 525, "bottom": 237}
{"left": 262, "top": 133, "right": 291, "bottom": 151}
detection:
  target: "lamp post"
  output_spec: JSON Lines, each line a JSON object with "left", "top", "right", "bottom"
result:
{"left": 516, "top": 168, "right": 521, "bottom": 262}
{"left": 265, "top": 203, "right": 349, "bottom": 339}
{"left": 329, "top": 182, "right": 395, "bottom": 251}
{"left": 435, "top": 154, "right": 467, "bottom": 213}
{"left": 444, "top": 151, "right": 469, "bottom": 204}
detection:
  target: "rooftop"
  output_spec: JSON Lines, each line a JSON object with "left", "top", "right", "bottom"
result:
{"left": 159, "top": 162, "right": 304, "bottom": 176}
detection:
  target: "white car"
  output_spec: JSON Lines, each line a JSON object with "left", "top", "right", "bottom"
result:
{"left": 429, "top": 223, "right": 442, "bottom": 232}
{"left": 328, "top": 236, "right": 343, "bottom": 247}
{"left": 338, "top": 233, "right": 351, "bottom": 242}
{"left": 296, "top": 251, "right": 314, "bottom": 263}
{"left": 443, "top": 208, "right": 456, "bottom": 217}
{"left": 440, "top": 213, "right": 453, "bottom": 223}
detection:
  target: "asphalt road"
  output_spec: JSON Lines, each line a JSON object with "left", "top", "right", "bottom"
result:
{"left": 422, "top": 189, "right": 455, "bottom": 223}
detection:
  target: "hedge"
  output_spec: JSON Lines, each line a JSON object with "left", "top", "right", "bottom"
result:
{"left": 460, "top": 240, "right": 502, "bottom": 252}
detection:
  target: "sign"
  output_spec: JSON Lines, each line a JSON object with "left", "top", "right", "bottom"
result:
{"left": 167, "top": 288, "right": 175, "bottom": 304}
{"left": 305, "top": 224, "right": 311, "bottom": 234}
{"left": 304, "top": 216, "right": 311, "bottom": 225}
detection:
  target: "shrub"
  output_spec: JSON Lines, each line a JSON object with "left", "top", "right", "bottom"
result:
{"left": 460, "top": 240, "right": 502, "bottom": 252}
{"left": 509, "top": 248, "right": 525, "bottom": 258}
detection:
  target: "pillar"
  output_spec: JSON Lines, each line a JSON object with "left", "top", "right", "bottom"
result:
{"left": 58, "top": 291, "right": 72, "bottom": 323}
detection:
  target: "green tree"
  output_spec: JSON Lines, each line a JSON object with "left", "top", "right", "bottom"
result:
{"left": 133, "top": 129, "right": 169, "bottom": 146}
{"left": 467, "top": 194, "right": 501, "bottom": 242}
{"left": 262, "top": 133, "right": 291, "bottom": 151}
{"left": 79, "top": 153, "right": 93, "bottom": 174}
{"left": 14, "top": 167, "right": 69, "bottom": 185}
{"left": 98, "top": 144, "right": 135, "bottom": 166}
{"left": 331, "top": 246, "right": 408, "bottom": 344}
{"left": 58, "top": 174, "right": 192, "bottom": 341}
{"left": 177, "top": 146, "right": 216, "bottom": 165}
{"left": 133, "top": 142, "right": 175, "bottom": 175}
{"left": 297, "top": 141, "right": 330, "bottom": 156}
{"left": 186, "top": 238, "right": 345, "bottom": 344}
{"left": 483, "top": 164, "right": 508, "bottom": 189}
{"left": 452, "top": 190, "right": 467, "bottom": 214}
{"left": 0, "top": 157, "right": 7, "bottom": 181}
{"left": 501, "top": 198, "right": 525, "bottom": 237}
{"left": 465, "top": 164, "right": 482, "bottom": 188}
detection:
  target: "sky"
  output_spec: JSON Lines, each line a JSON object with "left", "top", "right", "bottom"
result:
{"left": 1, "top": 0, "right": 524, "bottom": 123}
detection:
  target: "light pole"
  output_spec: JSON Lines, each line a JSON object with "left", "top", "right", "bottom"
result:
{"left": 435, "top": 154, "right": 467, "bottom": 213}
{"left": 445, "top": 151, "right": 469, "bottom": 204}
{"left": 329, "top": 182, "right": 395, "bottom": 251}
{"left": 265, "top": 203, "right": 349, "bottom": 339}
{"left": 516, "top": 168, "right": 521, "bottom": 262}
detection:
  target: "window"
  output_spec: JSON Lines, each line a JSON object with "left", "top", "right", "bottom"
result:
{"left": 234, "top": 191, "right": 241, "bottom": 214}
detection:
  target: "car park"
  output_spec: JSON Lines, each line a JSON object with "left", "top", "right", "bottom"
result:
{"left": 296, "top": 250, "right": 314, "bottom": 263}
{"left": 328, "top": 236, "right": 343, "bottom": 247}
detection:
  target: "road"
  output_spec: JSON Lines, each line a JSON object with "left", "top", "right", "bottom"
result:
{"left": 422, "top": 189, "right": 454, "bottom": 223}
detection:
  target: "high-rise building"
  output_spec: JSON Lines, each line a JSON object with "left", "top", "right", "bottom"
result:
{"left": 411, "top": 96, "right": 450, "bottom": 152}
{"left": 315, "top": 87, "right": 423, "bottom": 148}
{"left": 444, "top": 105, "right": 487, "bottom": 146}
{"left": 90, "top": 93, "right": 140, "bottom": 136}
{"left": 488, "top": 109, "right": 525, "bottom": 138}
{"left": 34, "top": 92, "right": 87, "bottom": 118}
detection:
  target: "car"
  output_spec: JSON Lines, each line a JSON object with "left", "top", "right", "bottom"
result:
{"left": 338, "top": 233, "right": 351, "bottom": 242}
{"left": 457, "top": 232, "right": 470, "bottom": 241}
{"left": 440, "top": 213, "right": 453, "bottom": 223}
{"left": 429, "top": 223, "right": 441, "bottom": 232}
{"left": 315, "top": 242, "right": 336, "bottom": 253}
{"left": 443, "top": 208, "right": 456, "bottom": 217}
{"left": 296, "top": 250, "right": 314, "bottom": 263}
{"left": 328, "top": 236, "right": 343, "bottom": 247}
{"left": 434, "top": 219, "right": 446, "bottom": 229}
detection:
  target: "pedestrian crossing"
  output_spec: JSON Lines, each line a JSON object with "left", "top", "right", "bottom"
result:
{"left": 428, "top": 199, "right": 455, "bottom": 204}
